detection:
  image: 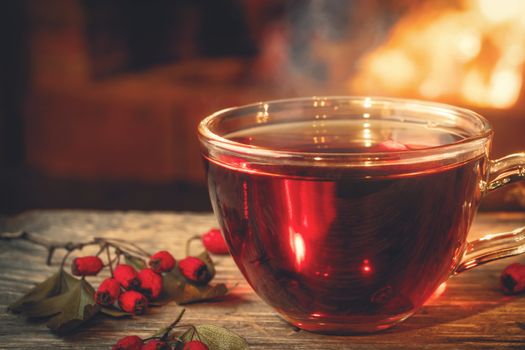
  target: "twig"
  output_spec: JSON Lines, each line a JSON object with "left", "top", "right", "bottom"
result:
{"left": 0, "top": 231, "right": 96, "bottom": 265}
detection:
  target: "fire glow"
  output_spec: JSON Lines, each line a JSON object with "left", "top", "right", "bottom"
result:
{"left": 351, "top": 0, "right": 525, "bottom": 109}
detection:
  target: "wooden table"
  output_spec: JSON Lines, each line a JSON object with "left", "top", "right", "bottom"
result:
{"left": 1, "top": 210, "right": 525, "bottom": 349}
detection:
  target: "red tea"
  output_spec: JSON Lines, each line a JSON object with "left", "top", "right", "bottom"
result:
{"left": 205, "top": 120, "right": 485, "bottom": 332}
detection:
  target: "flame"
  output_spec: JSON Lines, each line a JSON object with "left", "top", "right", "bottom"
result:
{"left": 351, "top": 0, "right": 525, "bottom": 109}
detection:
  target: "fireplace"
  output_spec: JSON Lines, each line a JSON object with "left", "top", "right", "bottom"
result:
{"left": 6, "top": 0, "right": 525, "bottom": 211}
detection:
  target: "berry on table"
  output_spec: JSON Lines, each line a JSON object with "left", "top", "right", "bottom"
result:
{"left": 149, "top": 251, "right": 176, "bottom": 273}
{"left": 501, "top": 263, "right": 525, "bottom": 294}
{"left": 118, "top": 290, "right": 148, "bottom": 315}
{"left": 137, "top": 268, "right": 163, "bottom": 299}
{"left": 178, "top": 257, "right": 212, "bottom": 285}
{"left": 141, "top": 339, "right": 171, "bottom": 350}
{"left": 71, "top": 256, "right": 104, "bottom": 276}
{"left": 202, "top": 229, "right": 229, "bottom": 255}
{"left": 183, "top": 340, "right": 209, "bottom": 350}
{"left": 114, "top": 264, "right": 141, "bottom": 290}
{"left": 95, "top": 278, "right": 121, "bottom": 306}
{"left": 112, "top": 335, "right": 143, "bottom": 350}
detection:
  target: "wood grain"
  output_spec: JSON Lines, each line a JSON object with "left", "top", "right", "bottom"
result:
{"left": 1, "top": 211, "right": 525, "bottom": 349}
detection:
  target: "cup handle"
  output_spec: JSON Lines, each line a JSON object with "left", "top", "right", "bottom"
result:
{"left": 455, "top": 153, "right": 525, "bottom": 274}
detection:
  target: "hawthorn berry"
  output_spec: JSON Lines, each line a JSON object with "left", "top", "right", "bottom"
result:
{"left": 141, "top": 339, "right": 170, "bottom": 350}
{"left": 376, "top": 140, "right": 408, "bottom": 152}
{"left": 202, "top": 229, "right": 229, "bottom": 255}
{"left": 114, "top": 264, "right": 141, "bottom": 290}
{"left": 501, "top": 263, "right": 525, "bottom": 294}
{"left": 178, "top": 257, "right": 212, "bottom": 285}
{"left": 149, "top": 251, "right": 176, "bottom": 273}
{"left": 112, "top": 335, "right": 143, "bottom": 350}
{"left": 137, "top": 268, "right": 163, "bottom": 299}
{"left": 183, "top": 340, "right": 209, "bottom": 350}
{"left": 95, "top": 278, "right": 121, "bottom": 306}
{"left": 71, "top": 256, "right": 104, "bottom": 276}
{"left": 118, "top": 290, "right": 148, "bottom": 315}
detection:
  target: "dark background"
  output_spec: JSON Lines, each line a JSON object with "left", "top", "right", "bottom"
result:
{"left": 1, "top": 0, "right": 524, "bottom": 214}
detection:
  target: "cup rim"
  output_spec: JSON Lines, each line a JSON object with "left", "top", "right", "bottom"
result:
{"left": 198, "top": 96, "right": 493, "bottom": 167}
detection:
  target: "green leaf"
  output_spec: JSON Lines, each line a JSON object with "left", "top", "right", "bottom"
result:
{"left": 149, "top": 268, "right": 185, "bottom": 306}
{"left": 180, "top": 325, "right": 249, "bottom": 350}
{"left": 125, "top": 255, "right": 146, "bottom": 270}
{"left": 45, "top": 278, "right": 101, "bottom": 334}
{"left": 197, "top": 251, "right": 216, "bottom": 280}
{"left": 9, "top": 270, "right": 79, "bottom": 313}
{"left": 100, "top": 306, "right": 131, "bottom": 318}
{"left": 22, "top": 289, "right": 76, "bottom": 319}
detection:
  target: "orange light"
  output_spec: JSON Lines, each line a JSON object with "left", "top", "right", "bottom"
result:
{"left": 351, "top": 0, "right": 525, "bottom": 109}
{"left": 428, "top": 282, "right": 447, "bottom": 303}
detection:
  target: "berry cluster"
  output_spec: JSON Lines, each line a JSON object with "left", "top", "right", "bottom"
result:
{"left": 6, "top": 228, "right": 248, "bottom": 348}
{"left": 65, "top": 227, "right": 231, "bottom": 317}
{"left": 113, "top": 335, "right": 208, "bottom": 350}
{"left": 72, "top": 250, "right": 217, "bottom": 314}
{"left": 112, "top": 309, "right": 212, "bottom": 350}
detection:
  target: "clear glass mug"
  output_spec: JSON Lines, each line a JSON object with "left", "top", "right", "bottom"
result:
{"left": 198, "top": 96, "right": 525, "bottom": 334}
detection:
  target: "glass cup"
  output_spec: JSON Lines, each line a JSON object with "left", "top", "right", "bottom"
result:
{"left": 198, "top": 96, "right": 525, "bottom": 334}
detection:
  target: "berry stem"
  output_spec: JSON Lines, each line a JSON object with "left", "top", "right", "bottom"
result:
{"left": 60, "top": 249, "right": 73, "bottom": 270}
{"left": 95, "top": 243, "right": 107, "bottom": 257}
{"left": 160, "top": 308, "right": 186, "bottom": 340}
{"left": 95, "top": 237, "right": 151, "bottom": 258}
{"left": 185, "top": 235, "right": 201, "bottom": 257}
{"left": 105, "top": 245, "right": 114, "bottom": 277}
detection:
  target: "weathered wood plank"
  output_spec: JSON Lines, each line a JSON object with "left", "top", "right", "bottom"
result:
{"left": 0, "top": 211, "right": 524, "bottom": 349}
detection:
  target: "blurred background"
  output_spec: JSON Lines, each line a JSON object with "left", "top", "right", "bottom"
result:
{"left": 1, "top": 0, "right": 525, "bottom": 214}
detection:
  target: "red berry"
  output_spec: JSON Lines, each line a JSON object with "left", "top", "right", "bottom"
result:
{"left": 71, "top": 256, "right": 104, "bottom": 276}
{"left": 113, "top": 335, "right": 143, "bottom": 350}
{"left": 183, "top": 340, "right": 209, "bottom": 350}
{"left": 95, "top": 278, "right": 121, "bottom": 306}
{"left": 118, "top": 290, "right": 148, "bottom": 315}
{"left": 141, "top": 339, "right": 170, "bottom": 350}
{"left": 202, "top": 229, "right": 229, "bottom": 255}
{"left": 137, "top": 268, "right": 163, "bottom": 299}
{"left": 149, "top": 251, "right": 176, "bottom": 273}
{"left": 114, "top": 264, "right": 141, "bottom": 290}
{"left": 501, "top": 263, "right": 525, "bottom": 294}
{"left": 376, "top": 140, "right": 408, "bottom": 152}
{"left": 178, "top": 257, "right": 212, "bottom": 285}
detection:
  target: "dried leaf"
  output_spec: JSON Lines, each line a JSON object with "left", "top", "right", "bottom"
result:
{"left": 176, "top": 283, "right": 228, "bottom": 305}
{"left": 180, "top": 325, "right": 249, "bottom": 350}
{"left": 46, "top": 278, "right": 100, "bottom": 334}
{"left": 100, "top": 306, "right": 131, "bottom": 318}
{"left": 125, "top": 255, "right": 146, "bottom": 270}
{"left": 197, "top": 251, "right": 216, "bottom": 279}
{"left": 9, "top": 270, "right": 79, "bottom": 313}
{"left": 157, "top": 266, "right": 227, "bottom": 305}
